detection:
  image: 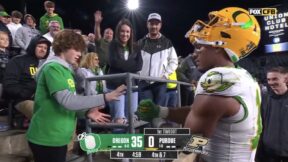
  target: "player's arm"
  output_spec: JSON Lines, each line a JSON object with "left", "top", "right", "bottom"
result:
{"left": 166, "top": 106, "right": 191, "bottom": 124}
{"left": 137, "top": 99, "right": 191, "bottom": 124}
{"left": 184, "top": 94, "right": 240, "bottom": 137}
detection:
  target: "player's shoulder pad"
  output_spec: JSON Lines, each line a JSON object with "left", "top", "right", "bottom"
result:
{"left": 199, "top": 67, "right": 240, "bottom": 93}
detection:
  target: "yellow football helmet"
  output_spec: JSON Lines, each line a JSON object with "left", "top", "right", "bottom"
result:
{"left": 185, "top": 7, "right": 261, "bottom": 62}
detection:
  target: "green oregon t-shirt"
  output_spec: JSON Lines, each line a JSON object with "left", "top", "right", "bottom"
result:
{"left": 27, "top": 62, "right": 77, "bottom": 146}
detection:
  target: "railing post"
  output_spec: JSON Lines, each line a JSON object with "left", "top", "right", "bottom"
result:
{"left": 126, "top": 73, "right": 135, "bottom": 162}
{"left": 85, "top": 79, "right": 93, "bottom": 162}
{"left": 177, "top": 83, "right": 181, "bottom": 107}
{"left": 126, "top": 73, "right": 134, "bottom": 134}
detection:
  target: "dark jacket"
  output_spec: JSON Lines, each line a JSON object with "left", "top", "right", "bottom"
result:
{"left": 260, "top": 90, "right": 288, "bottom": 156}
{"left": 0, "top": 49, "right": 9, "bottom": 83}
{"left": 3, "top": 35, "right": 51, "bottom": 103}
{"left": 106, "top": 40, "right": 143, "bottom": 89}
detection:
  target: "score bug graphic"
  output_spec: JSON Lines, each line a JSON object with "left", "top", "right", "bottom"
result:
{"left": 144, "top": 128, "right": 191, "bottom": 151}
{"left": 79, "top": 128, "right": 209, "bottom": 160}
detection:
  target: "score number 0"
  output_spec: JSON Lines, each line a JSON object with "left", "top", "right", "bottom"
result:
{"left": 148, "top": 136, "right": 155, "bottom": 147}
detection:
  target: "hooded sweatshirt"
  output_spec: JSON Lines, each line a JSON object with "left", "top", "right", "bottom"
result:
{"left": 3, "top": 35, "right": 51, "bottom": 103}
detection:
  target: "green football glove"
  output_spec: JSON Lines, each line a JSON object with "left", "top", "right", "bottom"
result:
{"left": 137, "top": 99, "right": 160, "bottom": 122}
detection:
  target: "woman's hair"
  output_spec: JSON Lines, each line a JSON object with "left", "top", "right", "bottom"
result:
{"left": 115, "top": 18, "right": 134, "bottom": 54}
{"left": 80, "top": 52, "right": 99, "bottom": 69}
{"left": 53, "top": 29, "right": 86, "bottom": 55}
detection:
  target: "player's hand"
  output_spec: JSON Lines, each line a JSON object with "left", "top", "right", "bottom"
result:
{"left": 94, "top": 10, "right": 103, "bottom": 23}
{"left": 137, "top": 99, "right": 160, "bottom": 122}
{"left": 105, "top": 84, "right": 126, "bottom": 102}
{"left": 87, "top": 106, "right": 111, "bottom": 123}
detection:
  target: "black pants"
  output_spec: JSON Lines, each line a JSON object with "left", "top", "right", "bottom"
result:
{"left": 256, "top": 143, "right": 288, "bottom": 162}
{"left": 257, "top": 155, "right": 288, "bottom": 162}
{"left": 29, "top": 142, "right": 67, "bottom": 162}
{"left": 256, "top": 152, "right": 288, "bottom": 162}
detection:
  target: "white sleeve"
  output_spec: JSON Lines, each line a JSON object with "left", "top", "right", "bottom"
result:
{"left": 163, "top": 46, "right": 178, "bottom": 78}
{"left": 15, "top": 28, "right": 25, "bottom": 49}
{"left": 195, "top": 68, "right": 241, "bottom": 97}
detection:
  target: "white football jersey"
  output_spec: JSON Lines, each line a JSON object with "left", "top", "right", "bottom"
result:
{"left": 195, "top": 67, "right": 262, "bottom": 162}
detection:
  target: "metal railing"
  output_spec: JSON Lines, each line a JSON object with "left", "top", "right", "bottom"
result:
{"left": 84, "top": 73, "right": 192, "bottom": 162}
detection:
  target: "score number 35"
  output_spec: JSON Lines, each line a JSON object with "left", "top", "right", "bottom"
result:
{"left": 131, "top": 136, "right": 143, "bottom": 148}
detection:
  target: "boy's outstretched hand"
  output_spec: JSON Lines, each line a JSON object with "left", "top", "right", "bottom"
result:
{"left": 87, "top": 106, "right": 111, "bottom": 123}
{"left": 105, "top": 84, "right": 127, "bottom": 101}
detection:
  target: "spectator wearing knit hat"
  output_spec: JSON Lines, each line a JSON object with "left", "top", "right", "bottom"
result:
{"left": 0, "top": 11, "right": 9, "bottom": 25}
{"left": 0, "top": 11, "right": 12, "bottom": 49}
{"left": 15, "top": 14, "right": 40, "bottom": 55}
{"left": 39, "top": 1, "right": 64, "bottom": 34}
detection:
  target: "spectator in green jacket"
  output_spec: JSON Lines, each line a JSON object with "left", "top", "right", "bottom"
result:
{"left": 39, "top": 1, "right": 64, "bottom": 34}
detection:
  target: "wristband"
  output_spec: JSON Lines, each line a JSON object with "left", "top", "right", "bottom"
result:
{"left": 159, "top": 106, "right": 169, "bottom": 118}
{"left": 103, "top": 93, "right": 108, "bottom": 105}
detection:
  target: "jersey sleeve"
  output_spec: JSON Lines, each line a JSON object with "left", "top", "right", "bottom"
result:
{"left": 195, "top": 68, "right": 241, "bottom": 97}
{"left": 42, "top": 64, "right": 72, "bottom": 96}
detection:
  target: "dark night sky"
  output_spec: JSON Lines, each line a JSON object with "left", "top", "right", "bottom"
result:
{"left": 1, "top": 0, "right": 286, "bottom": 57}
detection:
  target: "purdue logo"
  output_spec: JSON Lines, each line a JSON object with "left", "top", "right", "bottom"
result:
{"left": 183, "top": 136, "right": 208, "bottom": 154}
